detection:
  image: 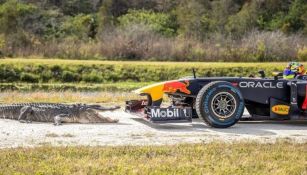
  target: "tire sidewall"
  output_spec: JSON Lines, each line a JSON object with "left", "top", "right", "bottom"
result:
{"left": 199, "top": 82, "right": 244, "bottom": 127}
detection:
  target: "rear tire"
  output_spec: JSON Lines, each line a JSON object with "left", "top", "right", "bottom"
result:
{"left": 195, "top": 81, "right": 244, "bottom": 128}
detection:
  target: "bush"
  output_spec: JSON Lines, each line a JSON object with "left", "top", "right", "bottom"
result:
{"left": 0, "top": 65, "right": 20, "bottom": 82}
{"left": 99, "top": 24, "right": 161, "bottom": 60}
{"left": 234, "top": 30, "right": 303, "bottom": 61}
{"left": 298, "top": 48, "right": 307, "bottom": 61}
{"left": 118, "top": 10, "right": 177, "bottom": 37}
{"left": 1, "top": 29, "right": 304, "bottom": 62}
{"left": 20, "top": 73, "right": 39, "bottom": 83}
{"left": 62, "top": 71, "right": 78, "bottom": 82}
{"left": 61, "top": 14, "right": 96, "bottom": 39}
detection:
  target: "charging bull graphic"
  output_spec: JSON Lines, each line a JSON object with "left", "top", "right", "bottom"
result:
{"left": 163, "top": 80, "right": 191, "bottom": 94}
{"left": 134, "top": 80, "right": 191, "bottom": 103}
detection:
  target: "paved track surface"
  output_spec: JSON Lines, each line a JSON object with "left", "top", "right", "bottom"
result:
{"left": 0, "top": 110, "right": 307, "bottom": 148}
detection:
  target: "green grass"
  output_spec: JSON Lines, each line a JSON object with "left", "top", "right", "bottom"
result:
{"left": 0, "top": 142, "right": 306, "bottom": 175}
{"left": 0, "top": 58, "right": 292, "bottom": 85}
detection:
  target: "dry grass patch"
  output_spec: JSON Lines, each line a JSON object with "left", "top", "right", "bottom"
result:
{"left": 61, "top": 134, "right": 75, "bottom": 138}
{"left": 0, "top": 91, "right": 140, "bottom": 104}
{"left": 0, "top": 142, "right": 306, "bottom": 175}
{"left": 46, "top": 133, "right": 75, "bottom": 138}
{"left": 45, "top": 133, "right": 60, "bottom": 138}
{"left": 0, "top": 82, "right": 151, "bottom": 91}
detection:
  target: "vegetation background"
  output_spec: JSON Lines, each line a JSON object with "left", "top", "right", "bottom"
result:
{"left": 0, "top": 0, "right": 306, "bottom": 62}
{"left": 0, "top": 2, "right": 306, "bottom": 173}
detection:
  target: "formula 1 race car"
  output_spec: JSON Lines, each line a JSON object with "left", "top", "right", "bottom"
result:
{"left": 125, "top": 70, "right": 307, "bottom": 128}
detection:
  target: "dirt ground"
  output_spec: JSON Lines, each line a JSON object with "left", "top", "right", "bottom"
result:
{"left": 0, "top": 110, "right": 307, "bottom": 148}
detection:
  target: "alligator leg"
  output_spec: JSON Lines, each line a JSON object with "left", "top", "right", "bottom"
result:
{"left": 53, "top": 114, "right": 68, "bottom": 126}
{"left": 97, "top": 111, "right": 119, "bottom": 123}
{"left": 18, "top": 106, "right": 33, "bottom": 123}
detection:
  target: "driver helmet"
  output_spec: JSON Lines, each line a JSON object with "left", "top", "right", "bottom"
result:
{"left": 288, "top": 62, "right": 300, "bottom": 73}
{"left": 283, "top": 62, "right": 304, "bottom": 79}
{"left": 286, "top": 62, "right": 305, "bottom": 74}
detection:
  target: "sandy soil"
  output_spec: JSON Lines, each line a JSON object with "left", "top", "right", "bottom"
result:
{"left": 0, "top": 110, "right": 307, "bottom": 148}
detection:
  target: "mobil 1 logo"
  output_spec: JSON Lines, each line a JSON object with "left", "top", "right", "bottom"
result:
{"left": 148, "top": 107, "right": 192, "bottom": 122}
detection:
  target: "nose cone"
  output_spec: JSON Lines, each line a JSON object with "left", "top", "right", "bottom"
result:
{"left": 134, "top": 80, "right": 191, "bottom": 102}
{"left": 134, "top": 82, "right": 165, "bottom": 101}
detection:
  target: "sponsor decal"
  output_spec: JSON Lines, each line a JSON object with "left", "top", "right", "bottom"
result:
{"left": 271, "top": 105, "right": 290, "bottom": 115}
{"left": 239, "top": 81, "right": 283, "bottom": 89}
{"left": 151, "top": 108, "right": 183, "bottom": 118}
{"left": 163, "top": 80, "right": 191, "bottom": 94}
{"left": 149, "top": 107, "right": 192, "bottom": 121}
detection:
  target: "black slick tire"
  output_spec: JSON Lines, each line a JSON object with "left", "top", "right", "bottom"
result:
{"left": 195, "top": 81, "right": 244, "bottom": 128}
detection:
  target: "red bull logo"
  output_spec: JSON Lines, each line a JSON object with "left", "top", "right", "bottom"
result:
{"left": 163, "top": 80, "right": 191, "bottom": 94}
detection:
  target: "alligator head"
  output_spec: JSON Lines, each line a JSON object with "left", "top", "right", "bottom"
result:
{"left": 85, "top": 105, "right": 120, "bottom": 111}
{"left": 73, "top": 104, "right": 120, "bottom": 123}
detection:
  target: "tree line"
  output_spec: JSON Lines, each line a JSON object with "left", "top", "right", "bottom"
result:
{"left": 0, "top": 0, "right": 306, "bottom": 61}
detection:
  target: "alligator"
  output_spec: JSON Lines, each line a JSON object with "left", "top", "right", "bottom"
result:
{"left": 0, "top": 103, "right": 120, "bottom": 125}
